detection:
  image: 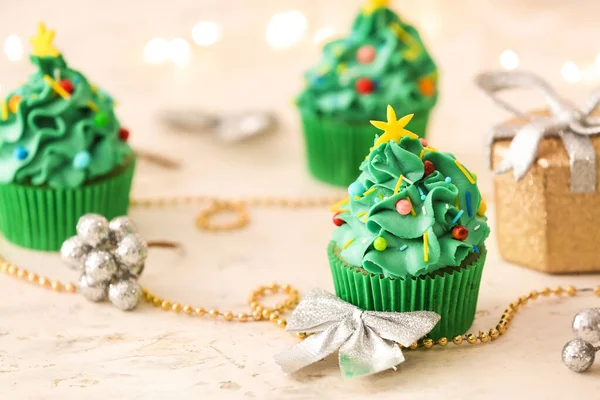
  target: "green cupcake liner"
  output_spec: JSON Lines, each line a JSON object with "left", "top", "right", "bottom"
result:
{"left": 300, "top": 110, "right": 431, "bottom": 187}
{"left": 0, "top": 157, "right": 136, "bottom": 251}
{"left": 327, "top": 241, "right": 486, "bottom": 340}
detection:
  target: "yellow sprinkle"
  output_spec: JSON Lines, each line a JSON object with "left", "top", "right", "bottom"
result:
{"left": 394, "top": 174, "right": 403, "bottom": 194}
{"left": 455, "top": 197, "right": 460, "bottom": 210}
{"left": 87, "top": 101, "right": 99, "bottom": 112}
{"left": 343, "top": 238, "right": 356, "bottom": 249}
{"left": 329, "top": 197, "right": 349, "bottom": 212}
{"left": 423, "top": 232, "right": 429, "bottom": 262}
{"left": 378, "top": 194, "right": 384, "bottom": 200}
{"left": 1, "top": 101, "right": 7, "bottom": 121}
{"left": 354, "top": 196, "right": 361, "bottom": 200}
{"left": 363, "top": 187, "right": 376, "bottom": 196}
{"left": 91, "top": 84, "right": 98, "bottom": 93}
{"left": 357, "top": 212, "right": 367, "bottom": 218}
{"left": 455, "top": 160, "right": 475, "bottom": 184}
{"left": 477, "top": 200, "right": 487, "bottom": 216}
{"left": 43, "top": 75, "right": 71, "bottom": 100}
{"left": 336, "top": 63, "right": 347, "bottom": 74}
{"left": 424, "top": 146, "right": 437, "bottom": 152}
{"left": 419, "top": 149, "right": 425, "bottom": 159}
{"left": 406, "top": 197, "right": 417, "bottom": 216}
{"left": 363, "top": 216, "right": 368, "bottom": 223}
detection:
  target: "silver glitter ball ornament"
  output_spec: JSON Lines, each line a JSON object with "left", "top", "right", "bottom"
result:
{"left": 108, "top": 278, "right": 142, "bottom": 311}
{"left": 562, "top": 339, "right": 597, "bottom": 372}
{"left": 60, "top": 236, "right": 91, "bottom": 271}
{"left": 572, "top": 308, "right": 600, "bottom": 344}
{"left": 84, "top": 250, "right": 117, "bottom": 285}
{"left": 78, "top": 275, "right": 108, "bottom": 302}
{"left": 115, "top": 233, "right": 148, "bottom": 268}
{"left": 76, "top": 214, "right": 110, "bottom": 247}
{"left": 109, "top": 216, "right": 138, "bottom": 242}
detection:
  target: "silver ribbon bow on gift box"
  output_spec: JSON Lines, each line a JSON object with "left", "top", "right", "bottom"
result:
{"left": 475, "top": 70, "right": 600, "bottom": 193}
{"left": 274, "top": 289, "right": 440, "bottom": 379}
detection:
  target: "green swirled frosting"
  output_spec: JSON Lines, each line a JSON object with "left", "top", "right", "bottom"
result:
{"left": 333, "top": 121, "right": 489, "bottom": 278}
{"left": 0, "top": 43, "right": 133, "bottom": 189}
{"left": 297, "top": 1, "right": 438, "bottom": 121}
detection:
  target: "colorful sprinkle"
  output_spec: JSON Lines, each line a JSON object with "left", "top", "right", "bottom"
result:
{"left": 43, "top": 75, "right": 71, "bottom": 99}
{"left": 73, "top": 150, "right": 91, "bottom": 169}
{"left": 418, "top": 186, "right": 426, "bottom": 200}
{"left": 394, "top": 174, "right": 403, "bottom": 194}
{"left": 473, "top": 245, "right": 480, "bottom": 253}
{"left": 8, "top": 95, "right": 21, "bottom": 113}
{"left": 395, "top": 199, "right": 412, "bottom": 215}
{"left": 13, "top": 146, "right": 28, "bottom": 161}
{"left": 72, "top": 76, "right": 81, "bottom": 84}
{"left": 357, "top": 211, "right": 367, "bottom": 218}
{"left": 1, "top": 101, "right": 7, "bottom": 121}
{"left": 423, "top": 160, "right": 435, "bottom": 177}
{"left": 420, "top": 138, "right": 428, "bottom": 147}
{"left": 451, "top": 209, "right": 464, "bottom": 225}
{"left": 330, "top": 197, "right": 349, "bottom": 213}
{"left": 363, "top": 187, "right": 376, "bottom": 196}
{"left": 455, "top": 160, "right": 475, "bottom": 184}
{"left": 87, "top": 101, "right": 99, "bottom": 112}
{"left": 94, "top": 112, "right": 109, "bottom": 127}
{"left": 399, "top": 245, "right": 408, "bottom": 252}
{"left": 423, "top": 232, "right": 429, "bottom": 262}
{"left": 374, "top": 237, "right": 387, "bottom": 251}
{"left": 452, "top": 225, "right": 469, "bottom": 241}
{"left": 474, "top": 224, "right": 481, "bottom": 231}
{"left": 455, "top": 197, "right": 460, "bottom": 210}
{"left": 356, "top": 45, "right": 376, "bottom": 64}
{"left": 59, "top": 79, "right": 74, "bottom": 94}
{"left": 374, "top": 198, "right": 380, "bottom": 204}
{"left": 355, "top": 77, "right": 375, "bottom": 94}
{"left": 348, "top": 182, "right": 365, "bottom": 197}
{"left": 118, "top": 127, "right": 130, "bottom": 142}
{"left": 402, "top": 176, "right": 414, "bottom": 185}
{"left": 406, "top": 197, "right": 417, "bottom": 216}
{"left": 332, "top": 212, "right": 345, "bottom": 226}
{"left": 343, "top": 238, "right": 356, "bottom": 249}
{"left": 477, "top": 200, "right": 487, "bottom": 216}
{"left": 422, "top": 206, "right": 427, "bottom": 215}
{"left": 466, "top": 191, "right": 473, "bottom": 217}
{"left": 419, "top": 149, "right": 425, "bottom": 159}
{"left": 445, "top": 177, "right": 452, "bottom": 183}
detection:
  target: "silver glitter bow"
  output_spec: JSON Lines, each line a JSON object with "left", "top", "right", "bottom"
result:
{"left": 274, "top": 289, "right": 440, "bottom": 379}
{"left": 60, "top": 214, "right": 147, "bottom": 311}
{"left": 476, "top": 70, "right": 600, "bottom": 193}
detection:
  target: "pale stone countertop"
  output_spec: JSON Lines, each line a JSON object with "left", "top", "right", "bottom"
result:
{"left": 1, "top": 0, "right": 600, "bottom": 398}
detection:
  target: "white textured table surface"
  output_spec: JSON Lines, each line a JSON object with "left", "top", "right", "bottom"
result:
{"left": 1, "top": 0, "right": 600, "bottom": 399}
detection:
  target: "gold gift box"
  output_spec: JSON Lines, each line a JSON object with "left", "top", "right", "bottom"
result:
{"left": 492, "top": 116, "right": 600, "bottom": 274}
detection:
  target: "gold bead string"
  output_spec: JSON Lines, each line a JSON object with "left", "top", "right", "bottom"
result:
{"left": 0, "top": 259, "right": 78, "bottom": 294}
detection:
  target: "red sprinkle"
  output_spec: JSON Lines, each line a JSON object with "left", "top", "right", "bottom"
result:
{"left": 355, "top": 78, "right": 375, "bottom": 94}
{"left": 423, "top": 160, "right": 435, "bottom": 177}
{"left": 333, "top": 212, "right": 345, "bottom": 226}
{"left": 59, "top": 79, "right": 74, "bottom": 94}
{"left": 118, "top": 128, "right": 130, "bottom": 141}
{"left": 452, "top": 225, "right": 469, "bottom": 241}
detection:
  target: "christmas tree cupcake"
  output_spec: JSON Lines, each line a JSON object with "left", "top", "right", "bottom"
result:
{"left": 298, "top": 0, "right": 438, "bottom": 186}
{"left": 328, "top": 106, "right": 489, "bottom": 340}
{"left": 0, "top": 23, "right": 135, "bottom": 251}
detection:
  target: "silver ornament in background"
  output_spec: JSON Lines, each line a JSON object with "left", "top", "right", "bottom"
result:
{"left": 572, "top": 308, "right": 600, "bottom": 344}
{"left": 109, "top": 216, "right": 138, "bottom": 242}
{"left": 562, "top": 339, "right": 598, "bottom": 372}
{"left": 60, "top": 236, "right": 91, "bottom": 271}
{"left": 108, "top": 279, "right": 142, "bottom": 311}
{"left": 61, "top": 214, "right": 150, "bottom": 311}
{"left": 84, "top": 250, "right": 117, "bottom": 285}
{"left": 115, "top": 234, "right": 148, "bottom": 268}
{"left": 78, "top": 275, "right": 107, "bottom": 302}
{"left": 76, "top": 214, "right": 110, "bottom": 247}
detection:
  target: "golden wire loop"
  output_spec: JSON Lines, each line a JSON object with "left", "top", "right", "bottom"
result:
{"left": 196, "top": 200, "right": 250, "bottom": 232}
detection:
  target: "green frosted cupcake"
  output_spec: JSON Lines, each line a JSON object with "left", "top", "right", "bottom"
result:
{"left": 297, "top": 0, "right": 438, "bottom": 186}
{"left": 329, "top": 106, "right": 489, "bottom": 340}
{"left": 0, "top": 23, "right": 135, "bottom": 251}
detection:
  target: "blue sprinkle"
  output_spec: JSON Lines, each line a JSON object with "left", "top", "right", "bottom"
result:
{"left": 451, "top": 209, "right": 464, "bottom": 225}
{"left": 399, "top": 245, "right": 408, "bottom": 252}
{"left": 14, "top": 88, "right": 23, "bottom": 95}
{"left": 445, "top": 177, "right": 452, "bottom": 183}
{"left": 73, "top": 151, "right": 91, "bottom": 169}
{"left": 72, "top": 76, "right": 81, "bottom": 84}
{"left": 373, "top": 198, "right": 380, "bottom": 204}
{"left": 420, "top": 195, "right": 427, "bottom": 201}
{"left": 466, "top": 191, "right": 473, "bottom": 217}
{"left": 13, "top": 146, "right": 28, "bottom": 161}
{"left": 473, "top": 245, "right": 480, "bottom": 254}
{"left": 348, "top": 182, "right": 365, "bottom": 197}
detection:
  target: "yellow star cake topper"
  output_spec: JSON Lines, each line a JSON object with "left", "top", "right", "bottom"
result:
{"left": 362, "top": 0, "right": 390, "bottom": 15}
{"left": 30, "top": 22, "right": 60, "bottom": 58}
{"left": 370, "top": 105, "right": 418, "bottom": 148}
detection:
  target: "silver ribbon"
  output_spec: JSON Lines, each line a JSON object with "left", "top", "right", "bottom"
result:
{"left": 475, "top": 70, "right": 600, "bottom": 193}
{"left": 274, "top": 289, "right": 440, "bottom": 379}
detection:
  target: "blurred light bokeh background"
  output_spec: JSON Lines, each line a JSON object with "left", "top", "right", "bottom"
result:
{"left": 2, "top": 0, "right": 600, "bottom": 196}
